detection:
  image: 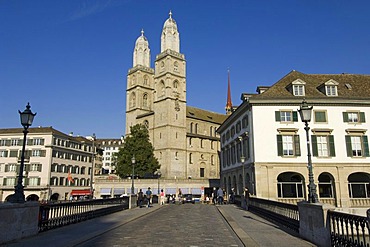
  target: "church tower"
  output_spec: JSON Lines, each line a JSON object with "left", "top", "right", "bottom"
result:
{"left": 225, "top": 70, "right": 233, "bottom": 115}
{"left": 126, "top": 30, "right": 155, "bottom": 136}
{"left": 152, "top": 11, "right": 187, "bottom": 178}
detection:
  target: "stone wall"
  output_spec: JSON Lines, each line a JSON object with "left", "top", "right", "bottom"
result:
{"left": 0, "top": 201, "right": 39, "bottom": 244}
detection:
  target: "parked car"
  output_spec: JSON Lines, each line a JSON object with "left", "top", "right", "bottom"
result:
{"left": 182, "top": 194, "right": 194, "bottom": 204}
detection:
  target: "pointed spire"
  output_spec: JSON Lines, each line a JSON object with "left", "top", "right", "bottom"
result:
{"left": 141, "top": 29, "right": 144, "bottom": 36}
{"left": 226, "top": 69, "right": 233, "bottom": 115}
{"left": 169, "top": 10, "right": 172, "bottom": 19}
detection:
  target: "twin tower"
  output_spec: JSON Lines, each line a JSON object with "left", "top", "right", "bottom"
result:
{"left": 125, "top": 12, "right": 188, "bottom": 178}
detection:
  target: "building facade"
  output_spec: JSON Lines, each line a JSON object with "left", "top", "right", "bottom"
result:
{"left": 95, "top": 138, "right": 124, "bottom": 174}
{"left": 125, "top": 12, "right": 227, "bottom": 180}
{"left": 0, "top": 127, "right": 95, "bottom": 201}
{"left": 218, "top": 70, "right": 370, "bottom": 208}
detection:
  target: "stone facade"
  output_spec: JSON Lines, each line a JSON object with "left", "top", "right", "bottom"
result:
{"left": 125, "top": 12, "right": 227, "bottom": 180}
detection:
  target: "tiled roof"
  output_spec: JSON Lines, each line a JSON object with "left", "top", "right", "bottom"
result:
{"left": 186, "top": 106, "right": 227, "bottom": 124}
{"left": 253, "top": 70, "right": 370, "bottom": 100}
{"left": 0, "top": 127, "right": 92, "bottom": 143}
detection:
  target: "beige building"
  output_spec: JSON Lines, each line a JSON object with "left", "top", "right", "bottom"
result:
{"left": 95, "top": 138, "right": 124, "bottom": 174}
{"left": 125, "top": 12, "right": 227, "bottom": 181}
{"left": 0, "top": 127, "right": 96, "bottom": 201}
{"left": 218, "top": 70, "right": 370, "bottom": 208}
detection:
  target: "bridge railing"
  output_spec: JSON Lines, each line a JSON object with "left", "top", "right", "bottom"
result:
{"left": 247, "top": 197, "right": 300, "bottom": 233}
{"left": 38, "top": 197, "right": 129, "bottom": 232}
{"left": 328, "top": 210, "right": 370, "bottom": 247}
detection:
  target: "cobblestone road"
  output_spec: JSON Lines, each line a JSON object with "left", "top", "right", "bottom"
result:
{"left": 78, "top": 204, "right": 243, "bottom": 247}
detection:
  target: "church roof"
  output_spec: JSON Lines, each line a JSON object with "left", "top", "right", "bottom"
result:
{"left": 135, "top": 29, "right": 149, "bottom": 46}
{"left": 163, "top": 10, "right": 177, "bottom": 30}
{"left": 186, "top": 106, "right": 227, "bottom": 124}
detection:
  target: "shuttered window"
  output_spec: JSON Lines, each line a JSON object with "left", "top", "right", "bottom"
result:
{"left": 277, "top": 135, "right": 300, "bottom": 157}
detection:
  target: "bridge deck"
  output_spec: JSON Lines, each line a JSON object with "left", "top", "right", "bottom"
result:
{"left": 6, "top": 204, "right": 314, "bottom": 247}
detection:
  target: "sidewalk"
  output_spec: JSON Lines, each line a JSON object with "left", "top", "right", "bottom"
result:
{"left": 3, "top": 206, "right": 160, "bottom": 247}
{"left": 217, "top": 204, "right": 316, "bottom": 247}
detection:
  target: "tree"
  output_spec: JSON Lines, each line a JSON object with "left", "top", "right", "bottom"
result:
{"left": 115, "top": 124, "right": 160, "bottom": 178}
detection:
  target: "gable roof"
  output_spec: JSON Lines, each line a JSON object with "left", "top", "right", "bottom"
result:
{"left": 253, "top": 70, "right": 370, "bottom": 100}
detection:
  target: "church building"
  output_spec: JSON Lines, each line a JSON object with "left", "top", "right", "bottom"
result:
{"left": 125, "top": 12, "right": 227, "bottom": 180}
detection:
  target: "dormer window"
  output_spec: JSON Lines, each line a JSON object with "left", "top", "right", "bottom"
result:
{"left": 293, "top": 85, "right": 305, "bottom": 96}
{"left": 326, "top": 85, "right": 337, "bottom": 96}
{"left": 290, "top": 79, "right": 306, "bottom": 96}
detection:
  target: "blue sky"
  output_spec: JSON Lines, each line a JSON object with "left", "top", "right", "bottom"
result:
{"left": 1, "top": 0, "right": 370, "bottom": 138}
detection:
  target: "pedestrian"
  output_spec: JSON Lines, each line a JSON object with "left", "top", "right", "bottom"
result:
{"left": 138, "top": 189, "right": 144, "bottom": 208}
{"left": 178, "top": 188, "right": 182, "bottom": 203}
{"left": 212, "top": 187, "right": 217, "bottom": 205}
{"left": 230, "top": 188, "right": 235, "bottom": 204}
{"left": 160, "top": 189, "right": 165, "bottom": 205}
{"left": 244, "top": 187, "right": 250, "bottom": 210}
{"left": 217, "top": 187, "right": 224, "bottom": 205}
{"left": 145, "top": 187, "right": 152, "bottom": 207}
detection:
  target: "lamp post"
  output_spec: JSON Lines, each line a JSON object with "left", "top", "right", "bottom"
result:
{"left": 10, "top": 103, "right": 36, "bottom": 203}
{"left": 131, "top": 155, "right": 136, "bottom": 194}
{"left": 90, "top": 133, "right": 96, "bottom": 199}
{"left": 298, "top": 99, "right": 319, "bottom": 203}
{"left": 238, "top": 136, "right": 246, "bottom": 209}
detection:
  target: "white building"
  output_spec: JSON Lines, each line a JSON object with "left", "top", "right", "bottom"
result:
{"left": 95, "top": 138, "right": 124, "bottom": 174}
{"left": 218, "top": 70, "right": 370, "bottom": 208}
{"left": 0, "top": 127, "right": 95, "bottom": 201}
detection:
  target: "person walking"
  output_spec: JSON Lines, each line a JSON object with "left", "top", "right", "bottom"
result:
{"left": 217, "top": 187, "right": 224, "bottom": 205}
{"left": 160, "top": 189, "right": 165, "bottom": 205}
{"left": 244, "top": 187, "right": 250, "bottom": 210}
{"left": 138, "top": 189, "right": 144, "bottom": 208}
{"left": 145, "top": 187, "right": 152, "bottom": 208}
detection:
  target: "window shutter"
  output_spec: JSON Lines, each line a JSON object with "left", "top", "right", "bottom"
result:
{"left": 311, "top": 135, "right": 318, "bottom": 156}
{"left": 38, "top": 164, "right": 42, "bottom": 172}
{"left": 345, "top": 135, "right": 352, "bottom": 157}
{"left": 275, "top": 111, "right": 281, "bottom": 121}
{"left": 277, "top": 135, "right": 283, "bottom": 156}
{"left": 3, "top": 178, "right": 7, "bottom": 185}
{"left": 359, "top": 112, "right": 366, "bottom": 123}
{"left": 343, "top": 112, "right": 349, "bottom": 122}
{"left": 41, "top": 150, "right": 46, "bottom": 157}
{"left": 37, "top": 177, "right": 41, "bottom": 185}
{"left": 5, "top": 164, "right": 9, "bottom": 172}
{"left": 24, "top": 178, "right": 29, "bottom": 186}
{"left": 328, "top": 135, "right": 336, "bottom": 157}
{"left": 362, "top": 135, "right": 369, "bottom": 157}
{"left": 294, "top": 135, "right": 301, "bottom": 156}
{"left": 24, "top": 164, "right": 29, "bottom": 172}
{"left": 293, "top": 111, "right": 298, "bottom": 122}
{"left": 40, "top": 139, "right": 45, "bottom": 145}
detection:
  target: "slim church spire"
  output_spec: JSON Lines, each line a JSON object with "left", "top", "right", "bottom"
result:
{"left": 225, "top": 70, "right": 233, "bottom": 115}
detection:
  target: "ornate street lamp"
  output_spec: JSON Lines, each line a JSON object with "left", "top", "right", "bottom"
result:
{"left": 131, "top": 155, "right": 136, "bottom": 194}
{"left": 9, "top": 103, "right": 36, "bottom": 203}
{"left": 298, "top": 99, "right": 319, "bottom": 203}
{"left": 238, "top": 136, "right": 246, "bottom": 209}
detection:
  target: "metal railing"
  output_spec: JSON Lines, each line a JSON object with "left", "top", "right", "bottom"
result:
{"left": 38, "top": 197, "right": 129, "bottom": 232}
{"left": 247, "top": 197, "right": 300, "bottom": 232}
{"left": 328, "top": 210, "right": 370, "bottom": 247}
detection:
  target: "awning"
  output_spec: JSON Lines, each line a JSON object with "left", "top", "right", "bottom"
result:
{"left": 165, "top": 188, "right": 177, "bottom": 195}
{"left": 100, "top": 188, "right": 112, "bottom": 195}
{"left": 113, "top": 188, "right": 125, "bottom": 195}
{"left": 70, "top": 189, "right": 91, "bottom": 196}
{"left": 191, "top": 188, "right": 202, "bottom": 195}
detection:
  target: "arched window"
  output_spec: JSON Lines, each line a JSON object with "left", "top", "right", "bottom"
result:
{"left": 173, "top": 80, "right": 178, "bottom": 91}
{"left": 318, "top": 173, "right": 335, "bottom": 198}
{"left": 190, "top": 122, "right": 193, "bottom": 133}
{"left": 174, "top": 61, "right": 178, "bottom": 72}
{"left": 131, "top": 92, "right": 136, "bottom": 108}
{"left": 143, "top": 93, "right": 148, "bottom": 107}
{"left": 143, "top": 75, "right": 148, "bottom": 85}
{"left": 195, "top": 123, "right": 198, "bottom": 134}
{"left": 277, "top": 172, "right": 304, "bottom": 198}
{"left": 189, "top": 153, "right": 193, "bottom": 164}
{"left": 211, "top": 155, "right": 214, "bottom": 165}
{"left": 210, "top": 126, "right": 213, "bottom": 136}
{"left": 348, "top": 172, "right": 370, "bottom": 198}
{"left": 160, "top": 81, "right": 165, "bottom": 96}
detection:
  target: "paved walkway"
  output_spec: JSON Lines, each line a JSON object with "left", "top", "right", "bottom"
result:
{"left": 3, "top": 204, "right": 316, "bottom": 247}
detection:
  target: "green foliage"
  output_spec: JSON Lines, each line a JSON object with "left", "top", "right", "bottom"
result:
{"left": 115, "top": 124, "right": 160, "bottom": 178}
